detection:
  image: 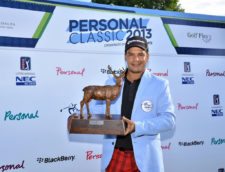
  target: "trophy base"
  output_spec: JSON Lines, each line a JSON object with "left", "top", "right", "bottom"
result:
{"left": 68, "top": 114, "right": 125, "bottom": 135}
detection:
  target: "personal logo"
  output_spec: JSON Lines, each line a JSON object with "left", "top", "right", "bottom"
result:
{"left": 206, "top": 69, "right": 225, "bottom": 77}
{"left": 141, "top": 100, "right": 153, "bottom": 112}
{"left": 86, "top": 150, "right": 102, "bottom": 160}
{"left": 161, "top": 142, "right": 171, "bottom": 150}
{"left": 148, "top": 68, "right": 169, "bottom": 77}
{"left": 211, "top": 137, "right": 225, "bottom": 145}
{"left": 177, "top": 103, "right": 199, "bottom": 110}
{"left": 56, "top": 67, "right": 85, "bottom": 76}
{"left": 4, "top": 110, "right": 39, "bottom": 121}
{"left": 68, "top": 17, "right": 152, "bottom": 46}
{"left": 0, "top": 160, "right": 25, "bottom": 172}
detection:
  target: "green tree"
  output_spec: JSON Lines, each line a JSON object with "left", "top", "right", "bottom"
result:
{"left": 91, "top": 0, "right": 184, "bottom": 12}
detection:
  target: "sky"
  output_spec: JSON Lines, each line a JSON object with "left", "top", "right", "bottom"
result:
{"left": 179, "top": 0, "right": 225, "bottom": 16}
{"left": 74, "top": 0, "right": 225, "bottom": 17}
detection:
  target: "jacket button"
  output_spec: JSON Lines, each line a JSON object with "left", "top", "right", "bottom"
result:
{"left": 112, "top": 142, "right": 114, "bottom": 145}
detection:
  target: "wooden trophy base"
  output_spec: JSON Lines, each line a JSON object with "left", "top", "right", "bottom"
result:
{"left": 68, "top": 114, "right": 125, "bottom": 135}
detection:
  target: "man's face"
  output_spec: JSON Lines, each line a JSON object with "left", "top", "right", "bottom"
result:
{"left": 125, "top": 47, "right": 149, "bottom": 74}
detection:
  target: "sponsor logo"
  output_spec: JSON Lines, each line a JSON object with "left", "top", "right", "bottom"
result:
{"left": 182, "top": 62, "right": 195, "bottom": 84}
{"left": 60, "top": 103, "right": 80, "bottom": 114}
{"left": 211, "top": 137, "right": 225, "bottom": 145}
{"left": 37, "top": 155, "right": 75, "bottom": 163}
{"left": 0, "top": 160, "right": 25, "bottom": 172}
{"left": 141, "top": 100, "right": 153, "bottom": 112}
{"left": 16, "top": 57, "right": 36, "bottom": 86}
{"left": 0, "top": 21, "right": 15, "bottom": 30}
{"left": 212, "top": 109, "right": 223, "bottom": 116}
{"left": 56, "top": 67, "right": 85, "bottom": 76}
{"left": 100, "top": 67, "right": 124, "bottom": 75}
{"left": 213, "top": 95, "right": 220, "bottom": 105}
{"left": 86, "top": 150, "right": 102, "bottom": 160}
{"left": 206, "top": 69, "right": 225, "bottom": 77}
{"left": 68, "top": 18, "right": 152, "bottom": 46}
{"left": 20, "top": 57, "right": 31, "bottom": 70}
{"left": 4, "top": 110, "right": 39, "bottom": 121}
{"left": 161, "top": 142, "right": 171, "bottom": 150}
{"left": 148, "top": 68, "right": 168, "bottom": 77}
{"left": 16, "top": 76, "right": 36, "bottom": 86}
{"left": 211, "top": 94, "right": 223, "bottom": 117}
{"left": 187, "top": 32, "right": 212, "bottom": 43}
{"left": 178, "top": 140, "right": 204, "bottom": 146}
{"left": 177, "top": 103, "right": 199, "bottom": 110}
{"left": 182, "top": 77, "right": 194, "bottom": 84}
{"left": 218, "top": 168, "right": 224, "bottom": 172}
{"left": 184, "top": 62, "right": 191, "bottom": 72}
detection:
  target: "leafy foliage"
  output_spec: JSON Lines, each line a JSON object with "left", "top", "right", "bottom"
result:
{"left": 92, "top": 0, "right": 184, "bottom": 12}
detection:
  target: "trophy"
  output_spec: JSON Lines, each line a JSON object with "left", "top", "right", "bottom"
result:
{"left": 68, "top": 65, "right": 126, "bottom": 135}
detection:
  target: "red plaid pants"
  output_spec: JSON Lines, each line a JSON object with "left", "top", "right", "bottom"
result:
{"left": 106, "top": 148, "right": 140, "bottom": 172}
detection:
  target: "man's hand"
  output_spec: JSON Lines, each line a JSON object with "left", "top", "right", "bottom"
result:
{"left": 122, "top": 116, "right": 135, "bottom": 135}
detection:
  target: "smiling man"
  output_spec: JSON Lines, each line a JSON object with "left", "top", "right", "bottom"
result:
{"left": 100, "top": 36, "right": 176, "bottom": 172}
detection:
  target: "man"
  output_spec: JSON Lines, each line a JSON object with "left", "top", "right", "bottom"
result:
{"left": 95, "top": 36, "right": 175, "bottom": 172}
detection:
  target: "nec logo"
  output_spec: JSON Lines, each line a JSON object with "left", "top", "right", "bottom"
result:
{"left": 16, "top": 76, "right": 36, "bottom": 86}
{"left": 182, "top": 77, "right": 194, "bottom": 84}
{"left": 218, "top": 168, "right": 224, "bottom": 172}
{"left": 20, "top": 57, "right": 31, "bottom": 70}
{"left": 211, "top": 109, "right": 223, "bottom": 116}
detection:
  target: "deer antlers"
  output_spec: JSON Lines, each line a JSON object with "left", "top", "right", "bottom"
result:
{"left": 108, "top": 65, "right": 125, "bottom": 79}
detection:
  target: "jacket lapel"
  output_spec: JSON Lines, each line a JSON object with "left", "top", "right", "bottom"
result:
{"left": 131, "top": 70, "right": 152, "bottom": 119}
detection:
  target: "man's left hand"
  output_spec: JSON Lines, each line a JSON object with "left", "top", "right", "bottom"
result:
{"left": 122, "top": 116, "right": 135, "bottom": 135}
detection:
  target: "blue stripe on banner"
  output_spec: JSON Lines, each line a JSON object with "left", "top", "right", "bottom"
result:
{"left": 162, "top": 18, "right": 225, "bottom": 28}
{"left": 175, "top": 47, "right": 225, "bottom": 56}
{"left": 0, "top": 0, "right": 55, "bottom": 12}
{"left": 0, "top": 36, "right": 38, "bottom": 48}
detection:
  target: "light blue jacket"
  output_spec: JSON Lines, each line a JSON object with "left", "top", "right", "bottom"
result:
{"left": 92, "top": 69, "right": 175, "bottom": 172}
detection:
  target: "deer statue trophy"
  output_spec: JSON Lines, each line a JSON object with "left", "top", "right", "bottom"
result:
{"left": 80, "top": 65, "right": 125, "bottom": 119}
